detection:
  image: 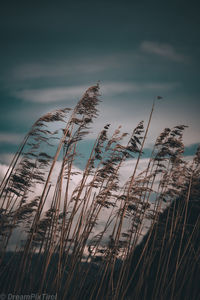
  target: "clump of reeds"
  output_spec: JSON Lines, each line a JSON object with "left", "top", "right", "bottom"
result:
{"left": 0, "top": 85, "right": 199, "bottom": 300}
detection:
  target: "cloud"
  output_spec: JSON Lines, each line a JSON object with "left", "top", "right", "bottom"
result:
{"left": 14, "top": 85, "right": 88, "bottom": 103}
{"left": 13, "top": 81, "right": 179, "bottom": 103}
{"left": 1, "top": 156, "right": 148, "bottom": 249}
{"left": 101, "top": 82, "right": 140, "bottom": 95}
{"left": 1, "top": 154, "right": 194, "bottom": 251}
{"left": 119, "top": 158, "right": 149, "bottom": 183}
{"left": 11, "top": 58, "right": 119, "bottom": 81}
{"left": 140, "top": 41, "right": 187, "bottom": 62}
{"left": 12, "top": 63, "right": 72, "bottom": 80}
{"left": 0, "top": 163, "right": 8, "bottom": 182}
{"left": 0, "top": 132, "right": 24, "bottom": 144}
{"left": 101, "top": 82, "right": 178, "bottom": 95}
{"left": 0, "top": 153, "right": 14, "bottom": 166}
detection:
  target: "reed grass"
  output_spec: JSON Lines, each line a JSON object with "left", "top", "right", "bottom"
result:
{"left": 0, "top": 85, "right": 199, "bottom": 299}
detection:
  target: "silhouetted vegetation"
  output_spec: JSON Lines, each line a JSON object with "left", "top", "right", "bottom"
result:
{"left": 0, "top": 85, "right": 199, "bottom": 299}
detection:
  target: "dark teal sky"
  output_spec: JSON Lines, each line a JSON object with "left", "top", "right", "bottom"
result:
{"left": 0, "top": 0, "right": 200, "bottom": 164}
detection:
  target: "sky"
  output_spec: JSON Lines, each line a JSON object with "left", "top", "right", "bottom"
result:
{"left": 0, "top": 0, "right": 200, "bottom": 168}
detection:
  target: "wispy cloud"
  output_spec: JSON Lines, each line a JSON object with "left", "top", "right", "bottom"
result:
{"left": 14, "top": 85, "right": 88, "bottom": 103}
{"left": 140, "top": 41, "right": 187, "bottom": 62}
{"left": 13, "top": 81, "right": 179, "bottom": 103}
{"left": 12, "top": 63, "right": 70, "bottom": 80}
{"left": 101, "top": 81, "right": 178, "bottom": 95}
{"left": 0, "top": 132, "right": 23, "bottom": 144}
{"left": 101, "top": 82, "right": 140, "bottom": 95}
{"left": 11, "top": 58, "right": 119, "bottom": 81}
